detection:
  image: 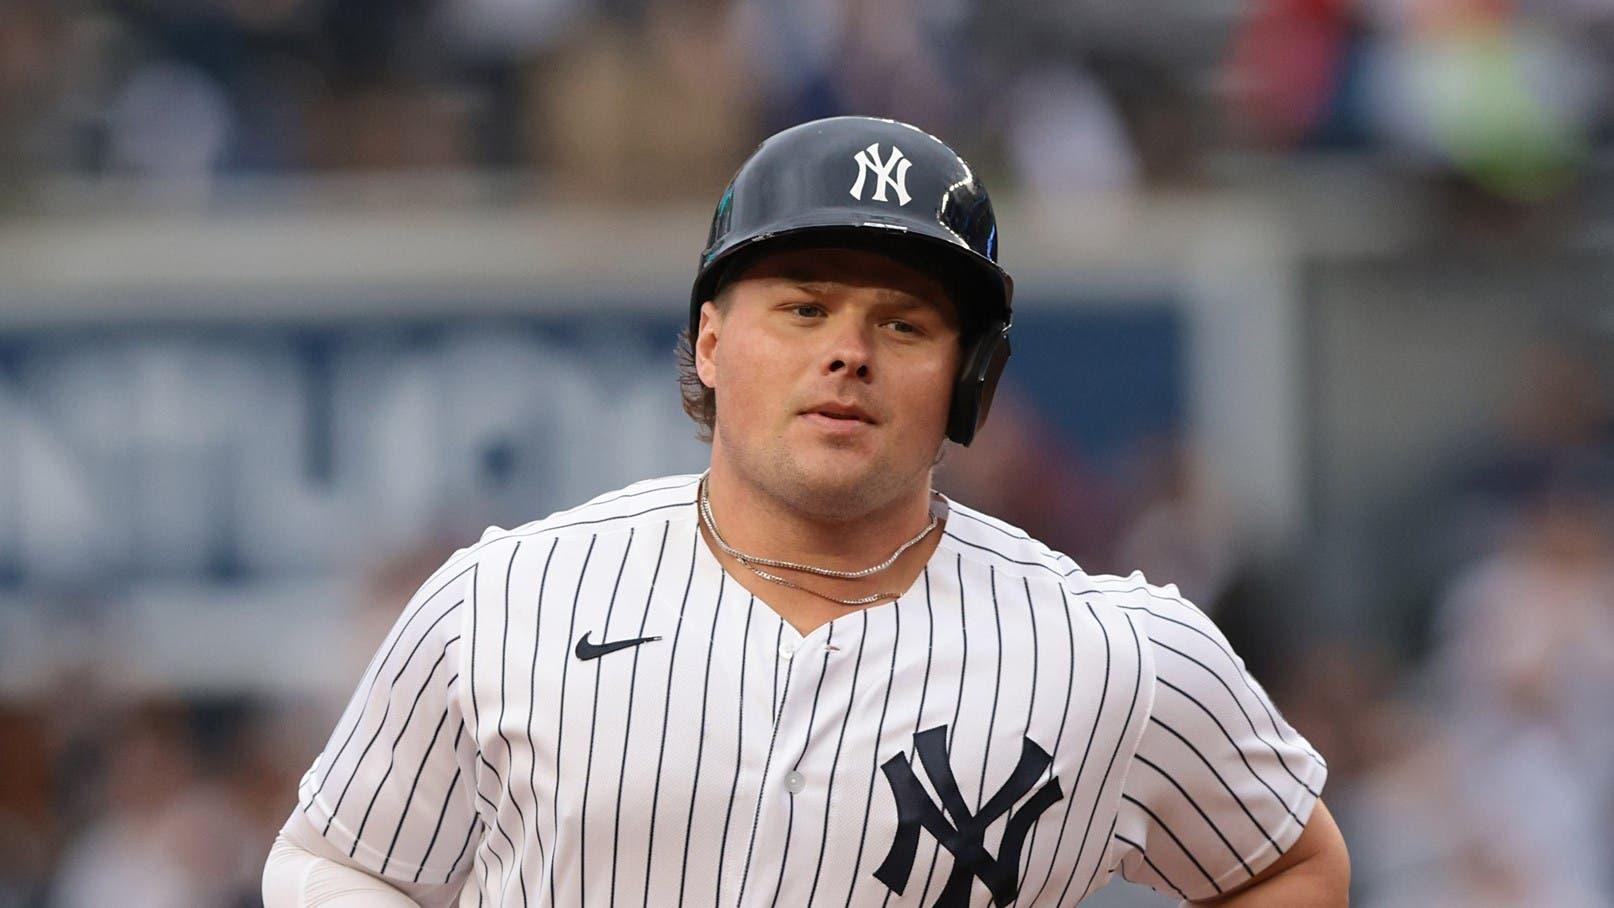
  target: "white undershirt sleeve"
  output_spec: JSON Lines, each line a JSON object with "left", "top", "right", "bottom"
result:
{"left": 264, "top": 827, "right": 418, "bottom": 907}
{"left": 265, "top": 810, "right": 468, "bottom": 908}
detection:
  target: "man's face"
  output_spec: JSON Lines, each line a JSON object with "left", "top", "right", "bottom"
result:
{"left": 695, "top": 244, "right": 962, "bottom": 519}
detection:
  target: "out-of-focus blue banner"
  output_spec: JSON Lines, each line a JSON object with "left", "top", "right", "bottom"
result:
{"left": 0, "top": 303, "right": 1183, "bottom": 593}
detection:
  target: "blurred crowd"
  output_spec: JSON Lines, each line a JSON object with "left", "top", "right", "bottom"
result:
{"left": 2, "top": 0, "right": 1614, "bottom": 906}
{"left": 1, "top": 339, "right": 1609, "bottom": 906}
{"left": 0, "top": 543, "right": 466, "bottom": 907}
{"left": 2, "top": 0, "right": 1614, "bottom": 204}
{"left": 1324, "top": 340, "right": 1614, "bottom": 906}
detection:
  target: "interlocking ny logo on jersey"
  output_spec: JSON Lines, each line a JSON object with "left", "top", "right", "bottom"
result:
{"left": 850, "top": 142, "right": 913, "bottom": 205}
{"left": 875, "top": 725, "right": 1064, "bottom": 907}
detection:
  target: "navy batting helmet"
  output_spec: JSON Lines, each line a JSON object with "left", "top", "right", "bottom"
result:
{"left": 690, "top": 116, "right": 1013, "bottom": 446}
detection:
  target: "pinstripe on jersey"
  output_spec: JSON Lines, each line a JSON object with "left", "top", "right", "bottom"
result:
{"left": 296, "top": 473, "right": 1326, "bottom": 906}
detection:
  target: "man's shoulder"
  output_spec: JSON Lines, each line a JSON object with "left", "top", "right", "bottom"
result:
{"left": 429, "top": 474, "right": 701, "bottom": 579}
{"left": 487, "top": 472, "right": 700, "bottom": 546}
{"left": 941, "top": 497, "right": 1082, "bottom": 584}
{"left": 943, "top": 498, "right": 1209, "bottom": 624}
{"left": 1067, "top": 570, "right": 1232, "bottom": 675}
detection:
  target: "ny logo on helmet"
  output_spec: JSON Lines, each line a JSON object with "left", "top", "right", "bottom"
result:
{"left": 850, "top": 142, "right": 913, "bottom": 206}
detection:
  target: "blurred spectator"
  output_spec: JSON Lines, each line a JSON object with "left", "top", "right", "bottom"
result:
{"left": 1228, "top": 0, "right": 1374, "bottom": 149}
{"left": 733, "top": 0, "right": 850, "bottom": 131}
{"left": 1322, "top": 333, "right": 1614, "bottom": 907}
{"left": 1343, "top": 454, "right": 1614, "bottom": 905}
{"left": 0, "top": 1, "right": 66, "bottom": 189}
{"left": 51, "top": 701, "right": 263, "bottom": 908}
{"left": 1116, "top": 439, "right": 1239, "bottom": 609}
{"left": 106, "top": 60, "right": 235, "bottom": 181}
{"left": 824, "top": 0, "right": 963, "bottom": 134}
{"left": 1365, "top": 0, "right": 1604, "bottom": 203}
{"left": 4, "top": 0, "right": 1613, "bottom": 201}
{"left": 1486, "top": 341, "right": 1614, "bottom": 497}
{"left": 1004, "top": 62, "right": 1141, "bottom": 194}
{"left": 1391, "top": 337, "right": 1614, "bottom": 662}
{"left": 542, "top": 0, "right": 759, "bottom": 200}
{"left": 1428, "top": 478, "right": 1614, "bottom": 903}
{"left": 435, "top": 0, "right": 587, "bottom": 168}
{"left": 0, "top": 706, "right": 52, "bottom": 907}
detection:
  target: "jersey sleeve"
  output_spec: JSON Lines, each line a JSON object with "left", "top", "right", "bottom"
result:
{"left": 1103, "top": 574, "right": 1327, "bottom": 902}
{"left": 294, "top": 557, "right": 483, "bottom": 887}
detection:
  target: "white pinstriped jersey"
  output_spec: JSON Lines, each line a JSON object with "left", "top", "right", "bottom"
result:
{"left": 296, "top": 473, "right": 1327, "bottom": 906}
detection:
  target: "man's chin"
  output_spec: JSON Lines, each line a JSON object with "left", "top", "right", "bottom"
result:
{"left": 791, "top": 415, "right": 880, "bottom": 452}
{"left": 775, "top": 455, "right": 910, "bottom": 518}
{"left": 717, "top": 433, "right": 930, "bottom": 519}
{"left": 789, "top": 442, "right": 882, "bottom": 476}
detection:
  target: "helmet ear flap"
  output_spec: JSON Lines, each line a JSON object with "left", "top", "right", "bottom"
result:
{"left": 947, "top": 323, "right": 1011, "bottom": 446}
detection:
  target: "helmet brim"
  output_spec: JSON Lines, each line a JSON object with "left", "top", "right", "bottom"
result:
{"left": 689, "top": 220, "right": 1013, "bottom": 342}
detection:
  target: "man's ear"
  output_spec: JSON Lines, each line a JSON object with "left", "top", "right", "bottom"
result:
{"left": 695, "top": 301, "right": 722, "bottom": 389}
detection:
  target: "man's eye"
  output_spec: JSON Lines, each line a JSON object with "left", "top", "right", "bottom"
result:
{"left": 791, "top": 304, "right": 825, "bottom": 318}
{"left": 886, "top": 320, "right": 919, "bottom": 334}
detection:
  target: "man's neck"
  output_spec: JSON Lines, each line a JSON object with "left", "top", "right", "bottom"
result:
{"left": 702, "top": 459, "right": 938, "bottom": 571}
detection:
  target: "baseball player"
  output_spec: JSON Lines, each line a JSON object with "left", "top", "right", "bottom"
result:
{"left": 264, "top": 116, "right": 1348, "bottom": 906}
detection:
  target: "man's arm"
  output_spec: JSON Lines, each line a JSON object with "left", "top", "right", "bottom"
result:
{"left": 1093, "top": 574, "right": 1334, "bottom": 904}
{"left": 1190, "top": 798, "right": 1349, "bottom": 907}
{"left": 264, "top": 823, "right": 416, "bottom": 907}
{"left": 264, "top": 811, "right": 466, "bottom": 908}
{"left": 273, "top": 554, "right": 487, "bottom": 904}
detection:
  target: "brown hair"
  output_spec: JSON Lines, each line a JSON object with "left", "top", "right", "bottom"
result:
{"left": 677, "top": 274, "right": 736, "bottom": 443}
{"left": 676, "top": 324, "right": 717, "bottom": 443}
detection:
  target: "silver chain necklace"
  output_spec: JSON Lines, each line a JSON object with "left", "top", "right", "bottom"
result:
{"left": 698, "top": 477, "right": 938, "bottom": 607}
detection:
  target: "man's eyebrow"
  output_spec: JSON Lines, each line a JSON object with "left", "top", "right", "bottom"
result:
{"left": 779, "top": 278, "right": 942, "bottom": 308}
{"left": 873, "top": 295, "right": 936, "bottom": 311}
{"left": 781, "top": 278, "right": 839, "bottom": 295}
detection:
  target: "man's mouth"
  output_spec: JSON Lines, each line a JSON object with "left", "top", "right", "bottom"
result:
{"left": 806, "top": 403, "right": 875, "bottom": 423}
{"left": 803, "top": 402, "right": 877, "bottom": 425}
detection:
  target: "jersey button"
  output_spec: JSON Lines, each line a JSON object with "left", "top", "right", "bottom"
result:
{"left": 778, "top": 639, "right": 798, "bottom": 659}
{"left": 784, "top": 771, "right": 806, "bottom": 794}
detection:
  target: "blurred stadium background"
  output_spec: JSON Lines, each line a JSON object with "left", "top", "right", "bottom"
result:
{"left": 2, "top": 0, "right": 1614, "bottom": 905}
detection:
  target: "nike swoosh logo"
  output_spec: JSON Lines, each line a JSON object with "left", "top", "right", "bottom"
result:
{"left": 574, "top": 632, "right": 662, "bottom": 661}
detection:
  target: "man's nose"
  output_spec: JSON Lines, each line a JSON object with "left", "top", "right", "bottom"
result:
{"left": 823, "top": 319, "right": 873, "bottom": 380}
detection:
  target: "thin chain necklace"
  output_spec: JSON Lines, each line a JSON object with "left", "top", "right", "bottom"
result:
{"left": 698, "top": 477, "right": 938, "bottom": 607}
